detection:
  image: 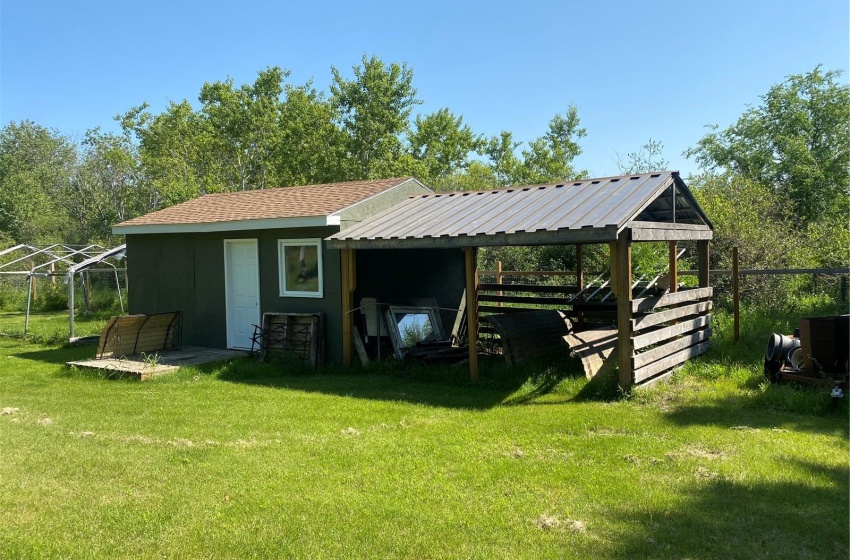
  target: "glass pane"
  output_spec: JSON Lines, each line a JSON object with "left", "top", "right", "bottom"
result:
{"left": 394, "top": 312, "right": 435, "bottom": 347}
{"left": 284, "top": 244, "right": 320, "bottom": 292}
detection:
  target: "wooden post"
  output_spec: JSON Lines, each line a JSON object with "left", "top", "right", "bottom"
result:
{"left": 86, "top": 271, "right": 94, "bottom": 311}
{"left": 464, "top": 248, "right": 479, "bottom": 383}
{"left": 341, "top": 249, "right": 355, "bottom": 366}
{"left": 668, "top": 241, "right": 678, "bottom": 293}
{"left": 732, "top": 246, "right": 740, "bottom": 342}
{"left": 576, "top": 245, "right": 584, "bottom": 328}
{"left": 697, "top": 240, "right": 710, "bottom": 289}
{"left": 496, "top": 260, "right": 503, "bottom": 307}
{"left": 609, "top": 241, "right": 619, "bottom": 296}
{"left": 613, "top": 231, "right": 633, "bottom": 390}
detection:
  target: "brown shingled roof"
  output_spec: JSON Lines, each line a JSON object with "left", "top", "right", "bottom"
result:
{"left": 115, "top": 177, "right": 415, "bottom": 227}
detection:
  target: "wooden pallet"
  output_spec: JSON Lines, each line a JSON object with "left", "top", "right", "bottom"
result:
{"left": 253, "top": 312, "right": 324, "bottom": 368}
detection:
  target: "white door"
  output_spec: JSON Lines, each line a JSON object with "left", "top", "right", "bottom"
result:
{"left": 224, "top": 239, "right": 260, "bottom": 349}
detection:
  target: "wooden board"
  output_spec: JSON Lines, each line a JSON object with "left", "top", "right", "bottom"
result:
{"left": 633, "top": 340, "right": 711, "bottom": 384}
{"left": 562, "top": 327, "right": 618, "bottom": 380}
{"left": 632, "top": 328, "right": 712, "bottom": 369}
{"left": 261, "top": 312, "right": 323, "bottom": 367}
{"left": 632, "top": 301, "right": 713, "bottom": 333}
{"left": 632, "top": 287, "right": 713, "bottom": 314}
{"left": 97, "top": 312, "right": 181, "bottom": 359}
{"left": 478, "top": 283, "right": 579, "bottom": 294}
{"left": 632, "top": 315, "right": 711, "bottom": 351}
{"left": 799, "top": 315, "right": 850, "bottom": 375}
{"left": 478, "top": 294, "right": 572, "bottom": 306}
{"left": 485, "top": 310, "right": 573, "bottom": 366}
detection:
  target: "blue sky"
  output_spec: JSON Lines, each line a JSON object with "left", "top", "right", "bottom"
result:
{"left": 1, "top": 0, "right": 847, "bottom": 179}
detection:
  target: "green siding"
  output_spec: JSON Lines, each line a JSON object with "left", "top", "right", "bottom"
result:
{"left": 127, "top": 227, "right": 344, "bottom": 362}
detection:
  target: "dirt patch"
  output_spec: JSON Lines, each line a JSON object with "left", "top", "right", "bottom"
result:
{"left": 340, "top": 427, "right": 361, "bottom": 436}
{"left": 1, "top": 407, "right": 20, "bottom": 415}
{"left": 536, "top": 514, "right": 562, "bottom": 530}
{"left": 535, "top": 514, "right": 587, "bottom": 533}
{"left": 37, "top": 417, "right": 53, "bottom": 426}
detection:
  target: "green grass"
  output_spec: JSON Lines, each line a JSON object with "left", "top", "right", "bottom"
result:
{"left": 0, "top": 310, "right": 115, "bottom": 344}
{"left": 0, "top": 304, "right": 847, "bottom": 559}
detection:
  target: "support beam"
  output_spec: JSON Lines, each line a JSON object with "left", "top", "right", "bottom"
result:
{"left": 464, "top": 248, "right": 479, "bottom": 383}
{"left": 341, "top": 249, "right": 356, "bottom": 366}
{"left": 668, "top": 241, "right": 678, "bottom": 293}
{"left": 576, "top": 245, "right": 584, "bottom": 328}
{"left": 613, "top": 231, "right": 633, "bottom": 390}
{"left": 697, "top": 240, "right": 710, "bottom": 288}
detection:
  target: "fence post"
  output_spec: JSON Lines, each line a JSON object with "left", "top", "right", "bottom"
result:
{"left": 733, "top": 247, "right": 740, "bottom": 342}
{"left": 496, "top": 260, "right": 503, "bottom": 307}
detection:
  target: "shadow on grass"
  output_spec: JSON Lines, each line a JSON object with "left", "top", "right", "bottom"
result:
{"left": 214, "top": 350, "right": 612, "bottom": 410}
{"left": 607, "top": 461, "right": 849, "bottom": 559}
{"left": 15, "top": 344, "right": 95, "bottom": 365}
{"left": 662, "top": 389, "right": 849, "bottom": 436}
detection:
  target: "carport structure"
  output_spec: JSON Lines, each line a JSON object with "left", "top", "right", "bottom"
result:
{"left": 328, "top": 171, "right": 714, "bottom": 390}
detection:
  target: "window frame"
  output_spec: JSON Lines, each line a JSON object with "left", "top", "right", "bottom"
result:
{"left": 278, "top": 238, "right": 324, "bottom": 298}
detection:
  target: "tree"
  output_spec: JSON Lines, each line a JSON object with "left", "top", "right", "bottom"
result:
{"left": 0, "top": 121, "right": 76, "bottom": 243}
{"left": 479, "top": 107, "right": 587, "bottom": 187}
{"left": 276, "top": 83, "right": 346, "bottom": 185}
{"left": 198, "top": 66, "right": 288, "bottom": 191}
{"left": 686, "top": 66, "right": 850, "bottom": 224}
{"left": 120, "top": 101, "right": 213, "bottom": 206}
{"left": 65, "top": 127, "right": 145, "bottom": 243}
{"left": 518, "top": 106, "right": 586, "bottom": 184}
{"left": 330, "top": 55, "right": 421, "bottom": 179}
{"left": 407, "top": 108, "right": 480, "bottom": 181}
{"left": 616, "top": 138, "right": 669, "bottom": 174}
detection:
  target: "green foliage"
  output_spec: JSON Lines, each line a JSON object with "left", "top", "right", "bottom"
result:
{"left": 0, "top": 121, "right": 77, "bottom": 243}
{"left": 479, "top": 107, "right": 587, "bottom": 188}
{"left": 408, "top": 108, "right": 481, "bottom": 181}
{"left": 277, "top": 83, "right": 346, "bottom": 186}
{"left": 31, "top": 283, "right": 69, "bottom": 312}
{"left": 331, "top": 54, "right": 421, "bottom": 179}
{"left": 198, "top": 66, "right": 287, "bottom": 191}
{"left": 686, "top": 66, "right": 849, "bottom": 305}
{"left": 616, "top": 138, "right": 669, "bottom": 174}
{"left": 687, "top": 66, "right": 850, "bottom": 224}
{"left": 66, "top": 127, "right": 147, "bottom": 244}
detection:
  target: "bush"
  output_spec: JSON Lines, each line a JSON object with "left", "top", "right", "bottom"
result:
{"left": 32, "top": 283, "right": 68, "bottom": 312}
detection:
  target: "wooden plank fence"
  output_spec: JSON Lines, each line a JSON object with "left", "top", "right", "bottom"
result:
{"left": 480, "top": 257, "right": 846, "bottom": 386}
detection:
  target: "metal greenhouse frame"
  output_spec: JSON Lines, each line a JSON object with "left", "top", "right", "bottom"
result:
{"left": 0, "top": 243, "right": 127, "bottom": 341}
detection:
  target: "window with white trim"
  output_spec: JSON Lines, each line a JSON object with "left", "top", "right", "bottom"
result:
{"left": 278, "top": 239, "right": 323, "bottom": 298}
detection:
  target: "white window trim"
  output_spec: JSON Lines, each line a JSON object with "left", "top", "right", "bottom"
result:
{"left": 278, "top": 238, "right": 324, "bottom": 298}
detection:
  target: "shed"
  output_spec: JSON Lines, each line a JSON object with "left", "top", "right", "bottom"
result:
{"left": 327, "top": 171, "right": 714, "bottom": 388}
{"left": 111, "top": 177, "right": 464, "bottom": 363}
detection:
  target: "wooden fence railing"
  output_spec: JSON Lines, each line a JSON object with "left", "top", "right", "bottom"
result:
{"left": 479, "top": 257, "right": 846, "bottom": 384}
{"left": 630, "top": 287, "right": 713, "bottom": 385}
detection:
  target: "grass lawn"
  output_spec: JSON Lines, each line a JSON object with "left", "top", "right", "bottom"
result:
{"left": 0, "top": 306, "right": 847, "bottom": 559}
{"left": 0, "top": 310, "right": 112, "bottom": 343}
